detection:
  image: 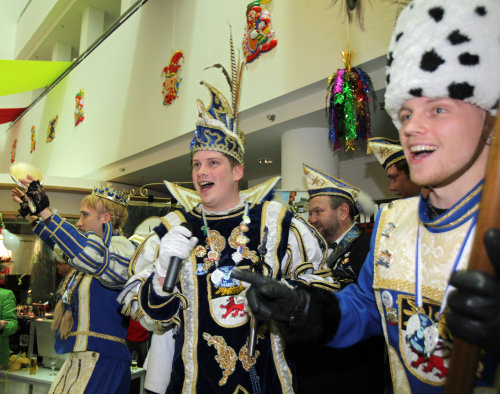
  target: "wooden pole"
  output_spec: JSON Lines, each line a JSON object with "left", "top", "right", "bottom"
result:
{"left": 444, "top": 108, "right": 500, "bottom": 393}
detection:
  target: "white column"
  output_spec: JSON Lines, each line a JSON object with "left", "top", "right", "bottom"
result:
{"left": 51, "top": 42, "right": 72, "bottom": 61}
{"left": 281, "top": 127, "right": 339, "bottom": 190}
{"left": 79, "top": 7, "right": 105, "bottom": 55}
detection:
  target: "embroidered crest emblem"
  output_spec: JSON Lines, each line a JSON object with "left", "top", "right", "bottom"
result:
{"left": 398, "top": 295, "right": 452, "bottom": 384}
{"left": 220, "top": 296, "right": 246, "bottom": 319}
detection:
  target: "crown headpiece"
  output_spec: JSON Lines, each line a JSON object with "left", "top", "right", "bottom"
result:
{"left": 92, "top": 185, "right": 129, "bottom": 207}
{"left": 367, "top": 137, "right": 405, "bottom": 171}
{"left": 190, "top": 31, "right": 245, "bottom": 165}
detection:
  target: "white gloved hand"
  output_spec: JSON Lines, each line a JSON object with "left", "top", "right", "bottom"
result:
{"left": 154, "top": 225, "right": 198, "bottom": 277}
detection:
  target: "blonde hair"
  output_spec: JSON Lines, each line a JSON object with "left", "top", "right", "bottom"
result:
{"left": 80, "top": 194, "right": 128, "bottom": 231}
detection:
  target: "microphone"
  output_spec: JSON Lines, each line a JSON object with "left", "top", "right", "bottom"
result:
{"left": 162, "top": 222, "right": 194, "bottom": 293}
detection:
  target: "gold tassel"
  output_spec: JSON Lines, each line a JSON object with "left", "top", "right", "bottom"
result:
{"left": 51, "top": 300, "right": 64, "bottom": 331}
{"left": 59, "top": 309, "right": 74, "bottom": 340}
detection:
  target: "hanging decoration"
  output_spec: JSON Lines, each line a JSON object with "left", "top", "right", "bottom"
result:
{"left": 10, "top": 139, "right": 17, "bottom": 163}
{"left": 161, "top": 51, "right": 184, "bottom": 106}
{"left": 74, "top": 90, "right": 85, "bottom": 126}
{"left": 30, "top": 126, "right": 36, "bottom": 154}
{"left": 242, "top": 0, "right": 277, "bottom": 63}
{"left": 46, "top": 115, "right": 58, "bottom": 143}
{"left": 326, "top": 50, "right": 375, "bottom": 151}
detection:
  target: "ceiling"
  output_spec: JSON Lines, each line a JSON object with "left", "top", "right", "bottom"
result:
{"left": 3, "top": 0, "right": 122, "bottom": 61}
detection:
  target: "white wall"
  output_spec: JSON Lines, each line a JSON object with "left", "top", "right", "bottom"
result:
{"left": 0, "top": 0, "right": 399, "bottom": 187}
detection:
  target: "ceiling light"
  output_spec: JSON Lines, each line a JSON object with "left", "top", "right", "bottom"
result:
{"left": 257, "top": 158, "right": 273, "bottom": 165}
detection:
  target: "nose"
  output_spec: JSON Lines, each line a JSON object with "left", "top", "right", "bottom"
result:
{"left": 401, "top": 112, "right": 426, "bottom": 138}
{"left": 308, "top": 214, "right": 316, "bottom": 225}
{"left": 389, "top": 180, "right": 397, "bottom": 192}
{"left": 76, "top": 217, "right": 83, "bottom": 230}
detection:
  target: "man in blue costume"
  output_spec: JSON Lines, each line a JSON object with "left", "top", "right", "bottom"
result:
{"left": 367, "top": 137, "right": 421, "bottom": 199}
{"left": 12, "top": 182, "right": 136, "bottom": 393}
{"left": 234, "top": 0, "right": 500, "bottom": 392}
{"left": 118, "top": 57, "right": 334, "bottom": 393}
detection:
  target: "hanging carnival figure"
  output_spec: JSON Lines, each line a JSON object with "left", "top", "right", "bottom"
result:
{"left": 242, "top": 0, "right": 277, "bottom": 63}
{"left": 162, "top": 51, "right": 184, "bottom": 106}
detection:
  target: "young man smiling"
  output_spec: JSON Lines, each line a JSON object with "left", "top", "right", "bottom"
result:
{"left": 368, "top": 137, "right": 421, "bottom": 199}
{"left": 12, "top": 182, "right": 135, "bottom": 394}
{"left": 119, "top": 68, "right": 332, "bottom": 392}
{"left": 237, "top": 0, "right": 500, "bottom": 392}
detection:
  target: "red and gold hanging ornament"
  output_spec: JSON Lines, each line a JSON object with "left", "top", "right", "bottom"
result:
{"left": 11, "top": 138, "right": 17, "bottom": 163}
{"left": 326, "top": 50, "right": 375, "bottom": 151}
{"left": 242, "top": 0, "right": 277, "bottom": 63}
{"left": 30, "top": 125, "right": 36, "bottom": 153}
{"left": 46, "top": 115, "right": 58, "bottom": 143}
{"left": 74, "top": 90, "right": 85, "bottom": 126}
{"left": 162, "top": 50, "right": 184, "bottom": 106}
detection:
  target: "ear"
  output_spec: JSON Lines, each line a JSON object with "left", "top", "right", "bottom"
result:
{"left": 232, "top": 164, "right": 244, "bottom": 182}
{"left": 337, "top": 203, "right": 350, "bottom": 221}
{"left": 100, "top": 211, "right": 112, "bottom": 224}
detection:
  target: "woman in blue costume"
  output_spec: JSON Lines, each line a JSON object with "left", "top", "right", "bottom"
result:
{"left": 12, "top": 182, "right": 136, "bottom": 393}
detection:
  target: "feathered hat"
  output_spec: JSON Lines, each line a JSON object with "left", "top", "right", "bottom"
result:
{"left": 367, "top": 137, "right": 405, "bottom": 171}
{"left": 302, "top": 163, "right": 375, "bottom": 216}
{"left": 190, "top": 32, "right": 245, "bottom": 165}
{"left": 385, "top": 0, "right": 500, "bottom": 128}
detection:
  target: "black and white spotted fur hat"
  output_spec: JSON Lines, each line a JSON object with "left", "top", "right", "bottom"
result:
{"left": 385, "top": 0, "right": 500, "bottom": 128}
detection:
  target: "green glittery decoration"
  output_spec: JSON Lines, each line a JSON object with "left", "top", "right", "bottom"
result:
{"left": 343, "top": 80, "right": 356, "bottom": 149}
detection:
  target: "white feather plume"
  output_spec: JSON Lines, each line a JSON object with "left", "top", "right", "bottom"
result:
{"left": 355, "top": 189, "right": 376, "bottom": 217}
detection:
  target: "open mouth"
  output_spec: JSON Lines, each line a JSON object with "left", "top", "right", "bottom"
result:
{"left": 199, "top": 181, "right": 214, "bottom": 192}
{"left": 410, "top": 144, "right": 437, "bottom": 160}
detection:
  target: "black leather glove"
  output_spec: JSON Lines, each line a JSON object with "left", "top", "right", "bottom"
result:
{"left": 17, "top": 195, "right": 31, "bottom": 218}
{"left": 231, "top": 268, "right": 310, "bottom": 327}
{"left": 446, "top": 228, "right": 500, "bottom": 355}
{"left": 26, "top": 180, "right": 50, "bottom": 215}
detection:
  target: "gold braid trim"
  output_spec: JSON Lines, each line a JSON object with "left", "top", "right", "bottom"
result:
{"left": 69, "top": 331, "right": 127, "bottom": 344}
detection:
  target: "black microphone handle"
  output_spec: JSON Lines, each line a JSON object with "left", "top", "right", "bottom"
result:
{"left": 161, "top": 222, "right": 193, "bottom": 293}
{"left": 162, "top": 256, "right": 183, "bottom": 293}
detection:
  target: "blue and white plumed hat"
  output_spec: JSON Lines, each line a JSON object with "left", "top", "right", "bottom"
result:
{"left": 303, "top": 163, "right": 375, "bottom": 216}
{"left": 385, "top": 0, "right": 500, "bottom": 128}
{"left": 92, "top": 185, "right": 129, "bottom": 207}
{"left": 367, "top": 137, "right": 405, "bottom": 171}
{"left": 190, "top": 33, "right": 245, "bottom": 165}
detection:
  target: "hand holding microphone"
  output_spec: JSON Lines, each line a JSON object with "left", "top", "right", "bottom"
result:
{"left": 155, "top": 222, "right": 198, "bottom": 293}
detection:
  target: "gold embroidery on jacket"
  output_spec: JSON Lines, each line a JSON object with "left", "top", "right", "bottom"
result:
{"left": 203, "top": 332, "right": 237, "bottom": 386}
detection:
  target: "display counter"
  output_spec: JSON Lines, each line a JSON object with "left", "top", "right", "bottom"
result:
{"left": 0, "top": 366, "right": 146, "bottom": 394}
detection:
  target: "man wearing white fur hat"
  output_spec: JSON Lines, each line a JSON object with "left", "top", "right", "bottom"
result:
{"left": 232, "top": 0, "right": 500, "bottom": 392}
